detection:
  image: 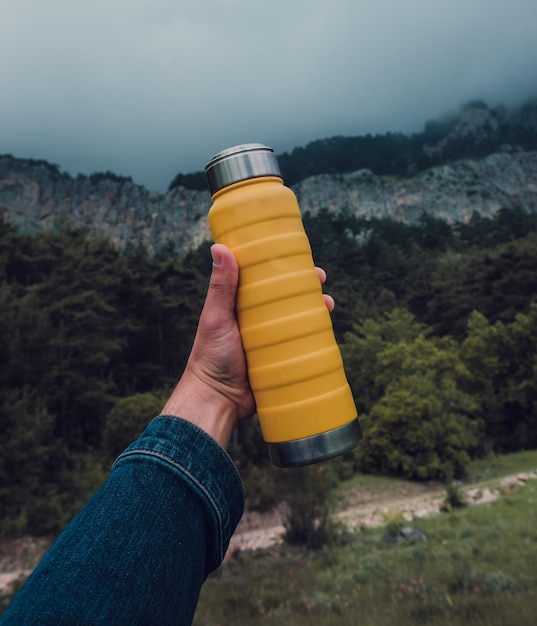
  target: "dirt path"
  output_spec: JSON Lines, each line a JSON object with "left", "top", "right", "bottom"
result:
{"left": 228, "top": 471, "right": 536, "bottom": 552}
{"left": 228, "top": 479, "right": 444, "bottom": 552}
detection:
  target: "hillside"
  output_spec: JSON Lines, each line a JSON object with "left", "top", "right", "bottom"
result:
{"left": 1, "top": 100, "right": 537, "bottom": 256}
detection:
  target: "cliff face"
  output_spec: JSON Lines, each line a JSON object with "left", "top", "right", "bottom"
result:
{"left": 293, "top": 151, "right": 537, "bottom": 224}
{"left": 0, "top": 158, "right": 212, "bottom": 256}
{"left": 1, "top": 150, "right": 536, "bottom": 256}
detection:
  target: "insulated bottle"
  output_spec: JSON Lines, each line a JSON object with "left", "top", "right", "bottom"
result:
{"left": 205, "top": 144, "right": 361, "bottom": 467}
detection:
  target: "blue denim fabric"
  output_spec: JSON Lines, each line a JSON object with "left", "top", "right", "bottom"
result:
{"left": 1, "top": 416, "right": 244, "bottom": 625}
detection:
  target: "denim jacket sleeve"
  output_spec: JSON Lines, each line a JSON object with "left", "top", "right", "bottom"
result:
{"left": 1, "top": 416, "right": 245, "bottom": 626}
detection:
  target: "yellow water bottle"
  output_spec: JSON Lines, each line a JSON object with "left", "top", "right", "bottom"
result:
{"left": 205, "top": 144, "right": 361, "bottom": 467}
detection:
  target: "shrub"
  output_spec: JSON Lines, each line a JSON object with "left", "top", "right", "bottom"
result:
{"left": 383, "top": 511, "right": 406, "bottom": 536}
{"left": 440, "top": 482, "right": 467, "bottom": 512}
{"left": 283, "top": 465, "right": 336, "bottom": 550}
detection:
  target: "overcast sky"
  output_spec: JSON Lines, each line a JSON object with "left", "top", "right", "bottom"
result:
{"left": 1, "top": 0, "right": 536, "bottom": 192}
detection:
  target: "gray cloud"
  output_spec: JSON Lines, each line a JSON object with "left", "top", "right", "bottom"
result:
{"left": 1, "top": 0, "right": 536, "bottom": 191}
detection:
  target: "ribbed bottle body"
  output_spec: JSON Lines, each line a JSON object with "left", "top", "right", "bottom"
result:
{"left": 208, "top": 177, "right": 357, "bottom": 443}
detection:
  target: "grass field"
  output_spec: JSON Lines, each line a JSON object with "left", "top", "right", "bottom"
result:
{"left": 194, "top": 451, "right": 537, "bottom": 625}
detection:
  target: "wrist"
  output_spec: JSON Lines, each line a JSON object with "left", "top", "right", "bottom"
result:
{"left": 161, "top": 371, "right": 238, "bottom": 448}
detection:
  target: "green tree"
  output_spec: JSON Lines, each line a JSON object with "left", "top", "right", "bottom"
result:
{"left": 117, "top": 245, "right": 206, "bottom": 394}
{"left": 356, "top": 374, "right": 479, "bottom": 480}
{"left": 415, "top": 231, "right": 537, "bottom": 338}
{"left": 341, "top": 309, "right": 427, "bottom": 413}
{"left": 461, "top": 304, "right": 537, "bottom": 452}
{"left": 0, "top": 389, "right": 59, "bottom": 536}
{"left": 101, "top": 391, "right": 168, "bottom": 466}
{"left": 343, "top": 310, "right": 481, "bottom": 479}
{"left": 503, "top": 303, "right": 537, "bottom": 448}
{"left": 460, "top": 311, "right": 504, "bottom": 450}
{"left": 0, "top": 389, "right": 104, "bottom": 537}
{"left": 32, "top": 229, "right": 127, "bottom": 448}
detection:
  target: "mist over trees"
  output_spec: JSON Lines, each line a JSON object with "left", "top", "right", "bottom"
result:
{"left": 168, "top": 99, "right": 537, "bottom": 191}
{"left": 1, "top": 204, "right": 537, "bottom": 537}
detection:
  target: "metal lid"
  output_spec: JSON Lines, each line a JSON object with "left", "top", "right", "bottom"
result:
{"left": 205, "top": 143, "right": 281, "bottom": 195}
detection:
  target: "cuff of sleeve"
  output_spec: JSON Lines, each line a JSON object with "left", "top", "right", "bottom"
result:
{"left": 113, "top": 415, "right": 244, "bottom": 568}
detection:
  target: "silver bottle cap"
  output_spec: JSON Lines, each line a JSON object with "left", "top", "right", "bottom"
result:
{"left": 205, "top": 143, "right": 281, "bottom": 195}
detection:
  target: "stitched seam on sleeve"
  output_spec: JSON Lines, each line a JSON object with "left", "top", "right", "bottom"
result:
{"left": 115, "top": 448, "right": 225, "bottom": 562}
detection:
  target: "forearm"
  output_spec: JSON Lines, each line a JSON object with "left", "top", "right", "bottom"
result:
{"left": 1, "top": 417, "right": 244, "bottom": 626}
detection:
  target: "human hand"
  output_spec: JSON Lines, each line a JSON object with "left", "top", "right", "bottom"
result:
{"left": 162, "top": 244, "right": 334, "bottom": 447}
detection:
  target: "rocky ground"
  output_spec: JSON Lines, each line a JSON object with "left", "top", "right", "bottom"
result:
{"left": 1, "top": 471, "right": 536, "bottom": 602}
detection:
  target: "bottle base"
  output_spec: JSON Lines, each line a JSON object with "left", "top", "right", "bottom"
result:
{"left": 266, "top": 418, "right": 362, "bottom": 468}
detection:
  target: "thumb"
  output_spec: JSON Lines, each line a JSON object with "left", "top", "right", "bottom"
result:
{"left": 200, "top": 244, "right": 240, "bottom": 327}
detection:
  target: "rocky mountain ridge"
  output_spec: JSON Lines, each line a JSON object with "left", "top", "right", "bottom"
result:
{"left": 293, "top": 150, "right": 537, "bottom": 224}
{"left": 1, "top": 148, "right": 536, "bottom": 256}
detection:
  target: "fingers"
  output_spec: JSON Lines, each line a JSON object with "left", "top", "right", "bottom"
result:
{"left": 315, "top": 266, "right": 327, "bottom": 285}
{"left": 315, "top": 266, "right": 334, "bottom": 312}
{"left": 203, "top": 248, "right": 334, "bottom": 319}
{"left": 323, "top": 293, "right": 335, "bottom": 312}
